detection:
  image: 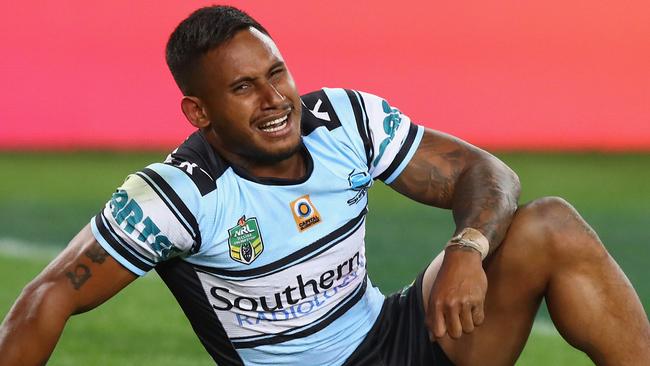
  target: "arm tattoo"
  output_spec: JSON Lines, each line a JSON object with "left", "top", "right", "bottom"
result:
{"left": 85, "top": 245, "right": 109, "bottom": 264}
{"left": 451, "top": 164, "right": 520, "bottom": 250}
{"left": 391, "top": 135, "right": 466, "bottom": 208}
{"left": 66, "top": 264, "right": 91, "bottom": 290}
{"left": 391, "top": 130, "right": 520, "bottom": 251}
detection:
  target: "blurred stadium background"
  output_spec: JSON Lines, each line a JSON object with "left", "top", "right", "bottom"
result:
{"left": 1, "top": 1, "right": 648, "bottom": 365}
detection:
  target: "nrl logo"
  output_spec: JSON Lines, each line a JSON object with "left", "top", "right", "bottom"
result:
{"left": 228, "top": 216, "right": 264, "bottom": 265}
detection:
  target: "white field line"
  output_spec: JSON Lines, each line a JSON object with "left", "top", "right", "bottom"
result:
{"left": 0, "top": 238, "right": 158, "bottom": 280}
{"left": 0, "top": 238, "right": 61, "bottom": 260}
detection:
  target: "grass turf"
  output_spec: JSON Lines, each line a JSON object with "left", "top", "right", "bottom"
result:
{"left": 1, "top": 151, "right": 648, "bottom": 365}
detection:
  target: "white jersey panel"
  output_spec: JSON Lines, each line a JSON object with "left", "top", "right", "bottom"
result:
{"left": 198, "top": 220, "right": 367, "bottom": 339}
{"left": 91, "top": 165, "right": 201, "bottom": 275}
{"left": 237, "top": 280, "right": 384, "bottom": 366}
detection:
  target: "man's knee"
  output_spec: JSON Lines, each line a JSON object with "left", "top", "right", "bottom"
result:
{"left": 507, "top": 196, "right": 606, "bottom": 261}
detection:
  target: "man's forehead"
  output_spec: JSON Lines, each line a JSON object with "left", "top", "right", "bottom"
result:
{"left": 202, "top": 27, "right": 283, "bottom": 75}
{"left": 213, "top": 27, "right": 282, "bottom": 62}
{"left": 248, "top": 27, "right": 280, "bottom": 55}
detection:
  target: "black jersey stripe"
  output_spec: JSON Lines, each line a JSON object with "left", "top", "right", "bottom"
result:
{"left": 376, "top": 123, "right": 419, "bottom": 182}
{"left": 355, "top": 90, "right": 375, "bottom": 166}
{"left": 97, "top": 211, "right": 155, "bottom": 267}
{"left": 345, "top": 89, "right": 374, "bottom": 167}
{"left": 94, "top": 213, "right": 153, "bottom": 272}
{"left": 193, "top": 207, "right": 367, "bottom": 279}
{"left": 137, "top": 168, "right": 202, "bottom": 253}
{"left": 231, "top": 274, "right": 368, "bottom": 348}
{"left": 230, "top": 273, "right": 367, "bottom": 343}
{"left": 156, "top": 258, "right": 244, "bottom": 366}
{"left": 195, "top": 216, "right": 364, "bottom": 281}
{"left": 137, "top": 168, "right": 199, "bottom": 240}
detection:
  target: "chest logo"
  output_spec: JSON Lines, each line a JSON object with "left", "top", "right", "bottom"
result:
{"left": 228, "top": 216, "right": 264, "bottom": 265}
{"left": 347, "top": 170, "right": 372, "bottom": 205}
{"left": 290, "top": 195, "right": 322, "bottom": 232}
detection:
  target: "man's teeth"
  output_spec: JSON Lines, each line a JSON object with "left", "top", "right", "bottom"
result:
{"left": 259, "top": 116, "right": 288, "bottom": 132}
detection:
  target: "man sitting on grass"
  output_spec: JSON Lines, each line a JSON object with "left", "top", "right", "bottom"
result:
{"left": 1, "top": 5, "right": 649, "bottom": 366}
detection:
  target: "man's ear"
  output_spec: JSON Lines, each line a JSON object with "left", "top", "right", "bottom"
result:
{"left": 181, "top": 96, "right": 210, "bottom": 128}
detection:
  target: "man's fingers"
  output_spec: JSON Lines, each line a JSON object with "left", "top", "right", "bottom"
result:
{"left": 472, "top": 304, "right": 485, "bottom": 326}
{"left": 432, "top": 299, "right": 484, "bottom": 339}
{"left": 432, "top": 302, "right": 447, "bottom": 338}
{"left": 460, "top": 301, "right": 475, "bottom": 334}
{"left": 444, "top": 303, "right": 463, "bottom": 339}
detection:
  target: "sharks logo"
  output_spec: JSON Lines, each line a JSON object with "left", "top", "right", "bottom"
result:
{"left": 347, "top": 170, "right": 372, "bottom": 205}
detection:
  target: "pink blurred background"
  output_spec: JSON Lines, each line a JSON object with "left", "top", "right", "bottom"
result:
{"left": 1, "top": 0, "right": 648, "bottom": 151}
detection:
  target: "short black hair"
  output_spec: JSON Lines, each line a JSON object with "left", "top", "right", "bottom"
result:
{"left": 166, "top": 5, "right": 269, "bottom": 95}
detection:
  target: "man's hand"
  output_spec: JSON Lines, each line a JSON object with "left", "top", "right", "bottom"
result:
{"left": 427, "top": 247, "right": 487, "bottom": 339}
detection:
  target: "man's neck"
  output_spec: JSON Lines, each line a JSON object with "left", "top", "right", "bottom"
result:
{"left": 243, "top": 152, "right": 306, "bottom": 180}
{"left": 201, "top": 129, "right": 306, "bottom": 181}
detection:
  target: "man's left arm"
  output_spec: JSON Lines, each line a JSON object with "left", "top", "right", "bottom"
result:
{"left": 388, "top": 128, "right": 521, "bottom": 339}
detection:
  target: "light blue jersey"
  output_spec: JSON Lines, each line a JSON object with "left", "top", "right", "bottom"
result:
{"left": 91, "top": 88, "right": 424, "bottom": 365}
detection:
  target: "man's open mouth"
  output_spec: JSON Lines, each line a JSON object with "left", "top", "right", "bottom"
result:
{"left": 258, "top": 115, "right": 289, "bottom": 133}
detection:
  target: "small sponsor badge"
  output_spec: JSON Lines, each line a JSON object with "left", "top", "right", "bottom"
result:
{"left": 290, "top": 195, "right": 322, "bottom": 232}
{"left": 228, "top": 216, "right": 264, "bottom": 264}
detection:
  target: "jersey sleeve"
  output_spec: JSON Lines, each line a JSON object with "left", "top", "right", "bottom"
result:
{"left": 90, "top": 164, "right": 202, "bottom": 276}
{"left": 316, "top": 88, "right": 424, "bottom": 184}
{"left": 354, "top": 90, "right": 424, "bottom": 183}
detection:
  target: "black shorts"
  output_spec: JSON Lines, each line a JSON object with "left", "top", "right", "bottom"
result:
{"left": 343, "top": 271, "right": 454, "bottom": 366}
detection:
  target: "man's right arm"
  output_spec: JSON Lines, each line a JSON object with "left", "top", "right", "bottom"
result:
{"left": 0, "top": 224, "right": 137, "bottom": 365}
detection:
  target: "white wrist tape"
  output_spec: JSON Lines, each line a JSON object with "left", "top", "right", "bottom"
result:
{"left": 445, "top": 228, "right": 490, "bottom": 260}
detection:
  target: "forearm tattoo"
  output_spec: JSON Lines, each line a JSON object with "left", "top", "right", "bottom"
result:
{"left": 452, "top": 167, "right": 519, "bottom": 249}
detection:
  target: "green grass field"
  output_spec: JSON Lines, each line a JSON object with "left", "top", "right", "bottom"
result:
{"left": 1, "top": 151, "right": 648, "bottom": 365}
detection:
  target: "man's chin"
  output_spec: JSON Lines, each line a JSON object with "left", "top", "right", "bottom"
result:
{"left": 249, "top": 142, "right": 303, "bottom": 165}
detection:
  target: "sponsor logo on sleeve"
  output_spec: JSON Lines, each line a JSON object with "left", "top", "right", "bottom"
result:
{"left": 110, "top": 189, "right": 180, "bottom": 259}
{"left": 372, "top": 100, "right": 403, "bottom": 167}
{"left": 228, "top": 216, "right": 264, "bottom": 264}
{"left": 290, "top": 195, "right": 322, "bottom": 232}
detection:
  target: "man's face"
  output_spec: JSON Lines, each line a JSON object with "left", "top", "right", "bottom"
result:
{"left": 195, "top": 27, "right": 302, "bottom": 166}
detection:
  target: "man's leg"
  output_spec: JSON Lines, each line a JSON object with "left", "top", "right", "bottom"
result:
{"left": 423, "top": 197, "right": 650, "bottom": 366}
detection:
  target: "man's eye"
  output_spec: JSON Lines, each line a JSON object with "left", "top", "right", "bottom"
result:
{"left": 234, "top": 83, "right": 251, "bottom": 92}
{"left": 270, "top": 68, "right": 285, "bottom": 80}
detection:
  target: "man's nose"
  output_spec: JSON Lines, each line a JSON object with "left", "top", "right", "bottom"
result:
{"left": 260, "top": 81, "right": 286, "bottom": 108}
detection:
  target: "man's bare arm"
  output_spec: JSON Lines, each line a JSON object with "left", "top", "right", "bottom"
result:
{"left": 390, "top": 128, "right": 520, "bottom": 251}
{"left": 0, "top": 224, "right": 137, "bottom": 365}
{"left": 389, "top": 128, "right": 520, "bottom": 339}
